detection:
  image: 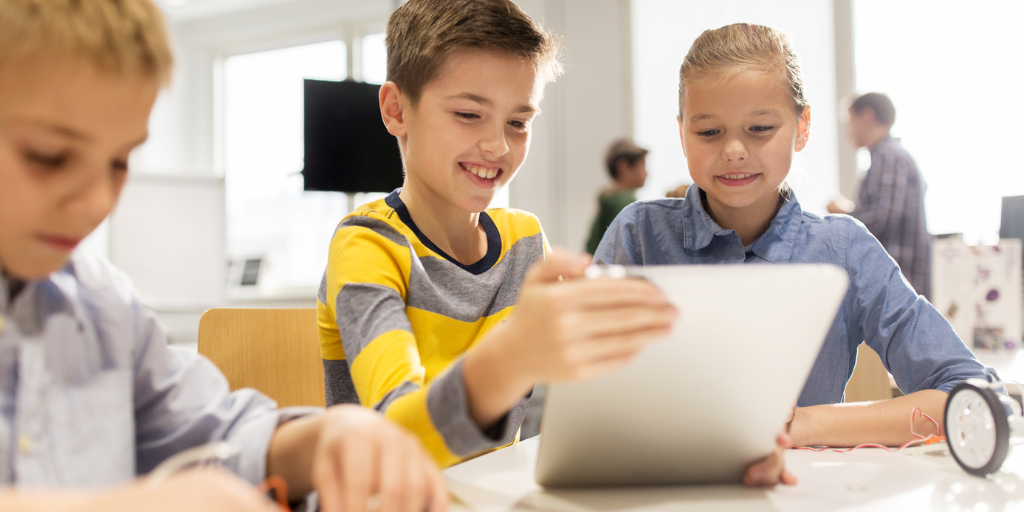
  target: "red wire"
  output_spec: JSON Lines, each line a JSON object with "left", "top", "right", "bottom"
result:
{"left": 795, "top": 407, "right": 945, "bottom": 453}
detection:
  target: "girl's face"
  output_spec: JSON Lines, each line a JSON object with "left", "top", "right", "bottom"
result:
{"left": 678, "top": 68, "right": 810, "bottom": 224}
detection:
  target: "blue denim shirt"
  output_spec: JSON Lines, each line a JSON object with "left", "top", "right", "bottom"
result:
{"left": 593, "top": 185, "right": 988, "bottom": 406}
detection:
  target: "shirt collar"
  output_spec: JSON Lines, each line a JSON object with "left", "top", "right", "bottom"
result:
{"left": 1, "top": 258, "right": 86, "bottom": 336}
{"left": 681, "top": 184, "right": 803, "bottom": 263}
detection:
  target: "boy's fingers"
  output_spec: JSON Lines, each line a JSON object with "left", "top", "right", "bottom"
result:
{"left": 376, "top": 436, "right": 407, "bottom": 512}
{"left": 341, "top": 440, "right": 377, "bottom": 512}
{"left": 427, "top": 463, "right": 449, "bottom": 512}
{"left": 565, "top": 279, "right": 671, "bottom": 307}
{"left": 312, "top": 452, "right": 340, "bottom": 512}
{"left": 573, "top": 306, "right": 677, "bottom": 338}
{"left": 526, "top": 249, "right": 591, "bottom": 284}
{"left": 402, "top": 443, "right": 427, "bottom": 512}
{"left": 573, "top": 329, "right": 668, "bottom": 367}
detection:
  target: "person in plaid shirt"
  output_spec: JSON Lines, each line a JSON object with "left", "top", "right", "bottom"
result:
{"left": 829, "top": 93, "right": 931, "bottom": 299}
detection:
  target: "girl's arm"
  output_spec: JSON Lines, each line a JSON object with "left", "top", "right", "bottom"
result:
{"left": 790, "top": 389, "right": 947, "bottom": 447}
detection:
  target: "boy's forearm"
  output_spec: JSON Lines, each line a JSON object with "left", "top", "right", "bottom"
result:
{"left": 463, "top": 324, "right": 536, "bottom": 430}
{"left": 790, "top": 389, "right": 947, "bottom": 447}
{"left": 266, "top": 413, "right": 324, "bottom": 500}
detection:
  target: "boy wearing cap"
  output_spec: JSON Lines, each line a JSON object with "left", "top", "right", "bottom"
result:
{"left": 585, "top": 139, "right": 649, "bottom": 254}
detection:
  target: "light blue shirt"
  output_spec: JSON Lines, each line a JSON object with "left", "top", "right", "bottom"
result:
{"left": 594, "top": 185, "right": 989, "bottom": 406}
{"left": 0, "top": 250, "right": 310, "bottom": 488}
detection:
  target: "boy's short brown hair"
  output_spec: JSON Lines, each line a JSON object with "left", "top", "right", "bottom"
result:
{"left": 0, "top": 0, "right": 174, "bottom": 84}
{"left": 850, "top": 92, "right": 896, "bottom": 128}
{"left": 385, "top": 0, "right": 562, "bottom": 105}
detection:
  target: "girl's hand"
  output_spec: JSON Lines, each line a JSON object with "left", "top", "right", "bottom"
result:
{"left": 743, "top": 432, "right": 797, "bottom": 487}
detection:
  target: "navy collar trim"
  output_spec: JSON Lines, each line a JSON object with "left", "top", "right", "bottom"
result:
{"left": 384, "top": 189, "right": 502, "bottom": 275}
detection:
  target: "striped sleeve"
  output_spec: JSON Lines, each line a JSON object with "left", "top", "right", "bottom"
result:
{"left": 322, "top": 216, "right": 516, "bottom": 466}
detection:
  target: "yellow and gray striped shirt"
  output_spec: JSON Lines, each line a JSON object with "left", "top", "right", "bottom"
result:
{"left": 317, "top": 190, "right": 547, "bottom": 467}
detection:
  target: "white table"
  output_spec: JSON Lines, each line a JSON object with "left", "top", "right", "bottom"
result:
{"left": 444, "top": 437, "right": 1024, "bottom": 512}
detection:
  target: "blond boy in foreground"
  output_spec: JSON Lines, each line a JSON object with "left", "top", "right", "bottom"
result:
{"left": 318, "top": 0, "right": 789, "bottom": 485}
{"left": 0, "top": 2, "right": 445, "bottom": 511}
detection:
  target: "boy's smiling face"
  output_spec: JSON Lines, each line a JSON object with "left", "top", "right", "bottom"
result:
{"left": 0, "top": 59, "right": 158, "bottom": 279}
{"left": 384, "top": 49, "right": 544, "bottom": 214}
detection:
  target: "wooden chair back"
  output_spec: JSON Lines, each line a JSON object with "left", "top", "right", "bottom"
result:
{"left": 844, "top": 343, "right": 895, "bottom": 402}
{"left": 198, "top": 308, "right": 325, "bottom": 407}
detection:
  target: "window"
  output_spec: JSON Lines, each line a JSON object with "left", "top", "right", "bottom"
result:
{"left": 853, "top": 1, "right": 1024, "bottom": 243}
{"left": 361, "top": 32, "right": 387, "bottom": 85}
{"left": 223, "top": 33, "right": 509, "bottom": 296}
{"left": 223, "top": 40, "right": 349, "bottom": 293}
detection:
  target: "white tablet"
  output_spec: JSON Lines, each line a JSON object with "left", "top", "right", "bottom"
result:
{"left": 535, "top": 264, "right": 848, "bottom": 487}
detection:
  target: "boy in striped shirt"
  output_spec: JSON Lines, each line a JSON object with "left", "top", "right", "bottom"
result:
{"left": 317, "top": 0, "right": 677, "bottom": 468}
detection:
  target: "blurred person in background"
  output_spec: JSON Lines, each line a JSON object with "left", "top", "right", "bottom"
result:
{"left": 586, "top": 139, "right": 648, "bottom": 254}
{"left": 829, "top": 92, "right": 931, "bottom": 299}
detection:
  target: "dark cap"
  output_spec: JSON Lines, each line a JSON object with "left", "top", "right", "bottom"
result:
{"left": 605, "top": 138, "right": 648, "bottom": 179}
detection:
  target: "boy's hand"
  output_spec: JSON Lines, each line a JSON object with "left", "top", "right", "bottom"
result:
{"left": 464, "top": 249, "right": 677, "bottom": 428}
{"left": 311, "top": 405, "right": 448, "bottom": 512}
{"left": 506, "top": 249, "right": 677, "bottom": 383}
{"left": 74, "top": 469, "right": 281, "bottom": 512}
{"left": 742, "top": 432, "right": 797, "bottom": 487}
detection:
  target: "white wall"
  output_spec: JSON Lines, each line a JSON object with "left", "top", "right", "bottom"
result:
{"left": 632, "top": 0, "right": 840, "bottom": 215}
{"left": 511, "top": 0, "right": 634, "bottom": 251}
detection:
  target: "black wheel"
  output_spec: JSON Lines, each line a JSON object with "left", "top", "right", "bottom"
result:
{"left": 945, "top": 380, "right": 1010, "bottom": 477}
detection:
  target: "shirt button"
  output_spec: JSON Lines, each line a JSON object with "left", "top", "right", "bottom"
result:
{"left": 18, "top": 434, "right": 32, "bottom": 455}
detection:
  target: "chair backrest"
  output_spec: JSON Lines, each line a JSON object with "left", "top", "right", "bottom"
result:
{"left": 198, "top": 308, "right": 325, "bottom": 407}
{"left": 844, "top": 343, "right": 894, "bottom": 402}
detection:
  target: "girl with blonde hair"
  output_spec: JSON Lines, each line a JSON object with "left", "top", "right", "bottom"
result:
{"left": 595, "top": 23, "right": 988, "bottom": 484}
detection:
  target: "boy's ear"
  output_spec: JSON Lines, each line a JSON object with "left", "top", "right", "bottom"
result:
{"left": 379, "top": 81, "right": 408, "bottom": 138}
{"left": 794, "top": 105, "right": 811, "bottom": 152}
{"left": 677, "top": 115, "right": 688, "bottom": 158}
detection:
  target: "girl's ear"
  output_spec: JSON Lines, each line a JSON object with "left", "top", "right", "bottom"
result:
{"left": 379, "top": 81, "right": 408, "bottom": 138}
{"left": 677, "top": 115, "right": 688, "bottom": 158}
{"left": 794, "top": 105, "right": 811, "bottom": 152}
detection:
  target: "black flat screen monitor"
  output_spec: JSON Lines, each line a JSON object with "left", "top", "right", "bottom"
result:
{"left": 302, "top": 79, "right": 404, "bottom": 193}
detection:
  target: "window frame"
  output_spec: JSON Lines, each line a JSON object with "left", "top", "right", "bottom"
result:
{"left": 213, "top": 20, "right": 389, "bottom": 300}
